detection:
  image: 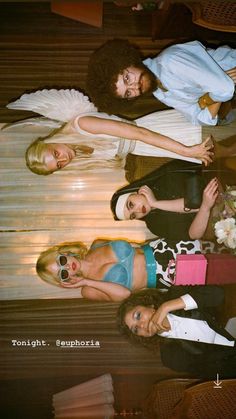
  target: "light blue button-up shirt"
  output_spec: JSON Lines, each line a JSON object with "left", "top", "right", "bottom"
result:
{"left": 144, "top": 41, "right": 236, "bottom": 126}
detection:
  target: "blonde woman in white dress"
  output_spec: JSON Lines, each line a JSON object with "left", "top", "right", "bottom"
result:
{"left": 5, "top": 89, "right": 235, "bottom": 175}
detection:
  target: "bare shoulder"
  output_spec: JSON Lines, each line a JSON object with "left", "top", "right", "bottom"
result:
{"left": 91, "top": 239, "right": 109, "bottom": 248}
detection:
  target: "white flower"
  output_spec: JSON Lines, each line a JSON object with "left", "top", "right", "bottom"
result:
{"left": 214, "top": 217, "right": 236, "bottom": 249}
{"left": 227, "top": 229, "right": 236, "bottom": 249}
{"left": 228, "top": 190, "right": 236, "bottom": 197}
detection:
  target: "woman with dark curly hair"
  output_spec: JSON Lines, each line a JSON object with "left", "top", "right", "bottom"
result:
{"left": 117, "top": 287, "right": 236, "bottom": 378}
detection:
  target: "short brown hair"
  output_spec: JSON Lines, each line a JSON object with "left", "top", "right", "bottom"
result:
{"left": 87, "top": 39, "right": 142, "bottom": 114}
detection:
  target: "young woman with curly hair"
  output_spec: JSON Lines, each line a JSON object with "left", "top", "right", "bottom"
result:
{"left": 117, "top": 287, "right": 236, "bottom": 378}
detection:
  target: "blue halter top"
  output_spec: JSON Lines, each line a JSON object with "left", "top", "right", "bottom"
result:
{"left": 91, "top": 240, "right": 156, "bottom": 290}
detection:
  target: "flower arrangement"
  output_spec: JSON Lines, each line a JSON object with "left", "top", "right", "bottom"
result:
{"left": 214, "top": 218, "right": 236, "bottom": 249}
{"left": 213, "top": 186, "right": 236, "bottom": 250}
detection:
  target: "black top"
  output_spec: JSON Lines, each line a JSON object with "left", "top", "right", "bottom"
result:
{"left": 159, "top": 285, "right": 236, "bottom": 379}
{"left": 111, "top": 160, "right": 211, "bottom": 240}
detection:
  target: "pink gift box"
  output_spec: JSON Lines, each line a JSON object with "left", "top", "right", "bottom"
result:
{"left": 175, "top": 254, "right": 207, "bottom": 285}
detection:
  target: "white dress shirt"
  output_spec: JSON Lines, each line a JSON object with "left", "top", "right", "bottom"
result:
{"left": 144, "top": 41, "right": 236, "bottom": 126}
{"left": 159, "top": 293, "right": 235, "bottom": 347}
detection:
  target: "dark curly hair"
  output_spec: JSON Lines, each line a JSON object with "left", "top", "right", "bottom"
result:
{"left": 117, "top": 289, "right": 167, "bottom": 352}
{"left": 86, "top": 39, "right": 143, "bottom": 114}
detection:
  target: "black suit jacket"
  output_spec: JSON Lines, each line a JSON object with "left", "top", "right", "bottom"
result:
{"left": 165, "top": 285, "right": 234, "bottom": 340}
{"left": 159, "top": 286, "right": 236, "bottom": 378}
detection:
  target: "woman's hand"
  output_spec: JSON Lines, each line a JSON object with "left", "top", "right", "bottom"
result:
{"left": 148, "top": 297, "right": 186, "bottom": 334}
{"left": 148, "top": 303, "right": 171, "bottom": 334}
{"left": 138, "top": 185, "right": 157, "bottom": 208}
{"left": 186, "top": 136, "right": 214, "bottom": 166}
{"left": 61, "top": 276, "right": 87, "bottom": 288}
{"left": 202, "top": 178, "right": 219, "bottom": 211}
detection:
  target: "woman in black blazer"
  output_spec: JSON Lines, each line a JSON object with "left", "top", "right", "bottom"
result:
{"left": 117, "top": 286, "right": 236, "bottom": 378}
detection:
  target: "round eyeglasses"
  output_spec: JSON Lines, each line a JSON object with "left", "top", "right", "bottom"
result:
{"left": 123, "top": 69, "right": 135, "bottom": 86}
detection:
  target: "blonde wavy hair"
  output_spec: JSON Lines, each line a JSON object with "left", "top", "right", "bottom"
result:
{"left": 25, "top": 126, "right": 125, "bottom": 175}
{"left": 36, "top": 241, "right": 88, "bottom": 287}
{"left": 25, "top": 138, "right": 52, "bottom": 175}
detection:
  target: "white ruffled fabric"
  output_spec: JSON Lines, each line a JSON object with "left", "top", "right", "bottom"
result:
{"left": 7, "top": 88, "right": 97, "bottom": 122}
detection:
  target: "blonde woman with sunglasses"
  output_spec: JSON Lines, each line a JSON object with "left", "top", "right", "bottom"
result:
{"left": 36, "top": 236, "right": 236, "bottom": 302}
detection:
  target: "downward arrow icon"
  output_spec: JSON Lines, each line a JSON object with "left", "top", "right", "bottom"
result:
{"left": 214, "top": 373, "right": 222, "bottom": 388}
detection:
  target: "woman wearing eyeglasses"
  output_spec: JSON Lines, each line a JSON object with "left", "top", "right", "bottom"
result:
{"left": 36, "top": 237, "right": 236, "bottom": 302}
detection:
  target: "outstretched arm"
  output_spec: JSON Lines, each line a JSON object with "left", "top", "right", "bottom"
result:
{"left": 68, "top": 115, "right": 214, "bottom": 166}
